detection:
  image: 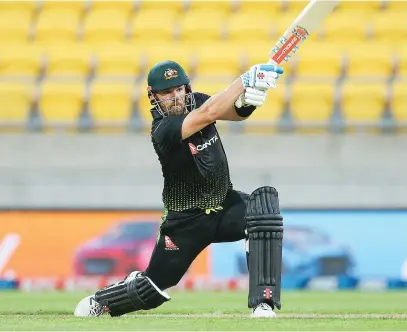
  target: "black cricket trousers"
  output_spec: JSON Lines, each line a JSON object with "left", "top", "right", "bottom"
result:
{"left": 144, "top": 189, "right": 249, "bottom": 290}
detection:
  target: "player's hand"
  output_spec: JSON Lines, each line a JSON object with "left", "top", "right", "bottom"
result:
{"left": 240, "top": 64, "right": 284, "bottom": 89}
{"left": 235, "top": 88, "right": 268, "bottom": 108}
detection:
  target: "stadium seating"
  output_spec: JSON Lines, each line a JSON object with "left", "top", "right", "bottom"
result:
{"left": 86, "top": 0, "right": 135, "bottom": 13}
{"left": 178, "top": 9, "right": 226, "bottom": 43}
{"left": 0, "top": 0, "right": 404, "bottom": 132}
{"left": 131, "top": 9, "right": 177, "bottom": 43}
{"left": 344, "top": 42, "right": 395, "bottom": 80}
{"left": 82, "top": 9, "right": 129, "bottom": 45}
{"left": 89, "top": 80, "right": 135, "bottom": 125}
{"left": 383, "top": 0, "right": 407, "bottom": 10}
{"left": 371, "top": 10, "right": 407, "bottom": 43}
{"left": 340, "top": 81, "right": 387, "bottom": 124}
{"left": 38, "top": 0, "right": 85, "bottom": 12}
{"left": 0, "top": 82, "right": 34, "bottom": 124}
{"left": 226, "top": 11, "right": 274, "bottom": 43}
{"left": 38, "top": 80, "right": 85, "bottom": 125}
{"left": 391, "top": 80, "right": 407, "bottom": 122}
{"left": 320, "top": 10, "right": 370, "bottom": 42}
{"left": 244, "top": 82, "right": 287, "bottom": 124}
{"left": 192, "top": 44, "right": 243, "bottom": 78}
{"left": 94, "top": 44, "right": 142, "bottom": 78}
{"left": 0, "top": 9, "right": 32, "bottom": 44}
{"left": 336, "top": 0, "right": 382, "bottom": 12}
{"left": 142, "top": 42, "right": 194, "bottom": 76}
{"left": 45, "top": 43, "right": 93, "bottom": 78}
{"left": 34, "top": 9, "right": 81, "bottom": 44}
{"left": 0, "top": 44, "right": 43, "bottom": 77}
{"left": 398, "top": 48, "right": 407, "bottom": 78}
{"left": 237, "top": 0, "right": 282, "bottom": 13}
{"left": 191, "top": 79, "right": 229, "bottom": 97}
{"left": 135, "top": 0, "right": 184, "bottom": 13}
{"left": 186, "top": 0, "right": 234, "bottom": 14}
{"left": 290, "top": 82, "right": 335, "bottom": 124}
{"left": 292, "top": 42, "right": 345, "bottom": 79}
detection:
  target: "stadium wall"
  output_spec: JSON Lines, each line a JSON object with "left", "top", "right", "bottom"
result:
{"left": 1, "top": 133, "right": 407, "bottom": 209}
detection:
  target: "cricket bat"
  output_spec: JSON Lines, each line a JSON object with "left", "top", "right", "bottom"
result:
{"left": 269, "top": 0, "right": 340, "bottom": 65}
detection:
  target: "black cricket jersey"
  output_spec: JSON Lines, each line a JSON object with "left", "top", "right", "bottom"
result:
{"left": 150, "top": 92, "right": 233, "bottom": 211}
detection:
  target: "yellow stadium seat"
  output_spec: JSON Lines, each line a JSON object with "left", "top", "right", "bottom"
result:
{"left": 0, "top": 10, "right": 32, "bottom": 44}
{"left": 371, "top": 11, "right": 407, "bottom": 43}
{"left": 0, "top": 45, "right": 43, "bottom": 77}
{"left": 398, "top": 48, "right": 407, "bottom": 78}
{"left": 273, "top": 11, "right": 302, "bottom": 38}
{"left": 34, "top": 9, "right": 80, "bottom": 44}
{"left": 290, "top": 82, "right": 335, "bottom": 124}
{"left": 38, "top": 0, "right": 85, "bottom": 12}
{"left": 336, "top": 0, "right": 382, "bottom": 12}
{"left": 193, "top": 44, "right": 243, "bottom": 78}
{"left": 0, "top": 1, "right": 37, "bottom": 11}
{"left": 245, "top": 83, "right": 287, "bottom": 123}
{"left": 293, "top": 42, "right": 345, "bottom": 79}
{"left": 86, "top": 0, "right": 135, "bottom": 12}
{"left": 341, "top": 81, "right": 387, "bottom": 123}
{"left": 191, "top": 79, "right": 230, "bottom": 97}
{"left": 142, "top": 42, "right": 193, "bottom": 77}
{"left": 226, "top": 11, "right": 274, "bottom": 43}
{"left": 345, "top": 42, "right": 395, "bottom": 80}
{"left": 131, "top": 9, "right": 177, "bottom": 42}
{"left": 236, "top": 1, "right": 282, "bottom": 13}
{"left": 321, "top": 11, "right": 369, "bottom": 42}
{"left": 243, "top": 40, "right": 272, "bottom": 62}
{"left": 95, "top": 44, "right": 143, "bottom": 78}
{"left": 282, "top": 1, "right": 309, "bottom": 13}
{"left": 135, "top": 0, "right": 184, "bottom": 13}
{"left": 0, "top": 82, "right": 34, "bottom": 123}
{"left": 39, "top": 81, "right": 85, "bottom": 123}
{"left": 89, "top": 81, "right": 134, "bottom": 123}
{"left": 186, "top": 0, "right": 234, "bottom": 14}
{"left": 83, "top": 9, "right": 128, "bottom": 45}
{"left": 392, "top": 81, "right": 407, "bottom": 122}
{"left": 383, "top": 0, "right": 407, "bottom": 10}
{"left": 45, "top": 44, "right": 92, "bottom": 77}
{"left": 178, "top": 10, "right": 226, "bottom": 43}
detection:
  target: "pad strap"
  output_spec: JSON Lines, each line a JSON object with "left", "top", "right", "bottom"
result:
{"left": 95, "top": 273, "right": 170, "bottom": 317}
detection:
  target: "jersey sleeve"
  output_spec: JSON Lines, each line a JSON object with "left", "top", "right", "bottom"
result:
{"left": 193, "top": 92, "right": 211, "bottom": 107}
{"left": 151, "top": 115, "right": 187, "bottom": 152}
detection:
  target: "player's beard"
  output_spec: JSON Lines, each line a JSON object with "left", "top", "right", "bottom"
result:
{"left": 160, "top": 97, "right": 186, "bottom": 116}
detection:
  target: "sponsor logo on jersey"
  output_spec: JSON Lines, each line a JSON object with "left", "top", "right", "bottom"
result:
{"left": 188, "top": 143, "right": 198, "bottom": 154}
{"left": 188, "top": 135, "right": 219, "bottom": 154}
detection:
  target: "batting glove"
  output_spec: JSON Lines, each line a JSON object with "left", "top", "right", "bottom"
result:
{"left": 240, "top": 64, "right": 284, "bottom": 90}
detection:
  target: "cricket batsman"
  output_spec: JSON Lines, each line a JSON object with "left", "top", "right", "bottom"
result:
{"left": 74, "top": 60, "right": 285, "bottom": 318}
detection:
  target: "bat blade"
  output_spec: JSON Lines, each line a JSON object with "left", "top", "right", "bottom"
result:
{"left": 269, "top": 0, "right": 339, "bottom": 65}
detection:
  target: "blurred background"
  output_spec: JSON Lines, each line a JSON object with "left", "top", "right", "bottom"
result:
{"left": 0, "top": 0, "right": 406, "bottom": 292}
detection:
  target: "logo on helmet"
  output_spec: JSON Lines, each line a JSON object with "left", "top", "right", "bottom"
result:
{"left": 164, "top": 68, "right": 178, "bottom": 80}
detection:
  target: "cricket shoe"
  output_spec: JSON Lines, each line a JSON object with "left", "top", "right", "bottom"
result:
{"left": 74, "top": 295, "right": 106, "bottom": 317}
{"left": 251, "top": 303, "right": 277, "bottom": 318}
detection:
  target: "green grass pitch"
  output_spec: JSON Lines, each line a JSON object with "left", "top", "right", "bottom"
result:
{"left": 0, "top": 290, "right": 406, "bottom": 331}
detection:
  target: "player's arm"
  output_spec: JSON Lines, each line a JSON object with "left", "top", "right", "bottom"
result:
{"left": 182, "top": 64, "right": 283, "bottom": 140}
{"left": 181, "top": 79, "right": 244, "bottom": 139}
